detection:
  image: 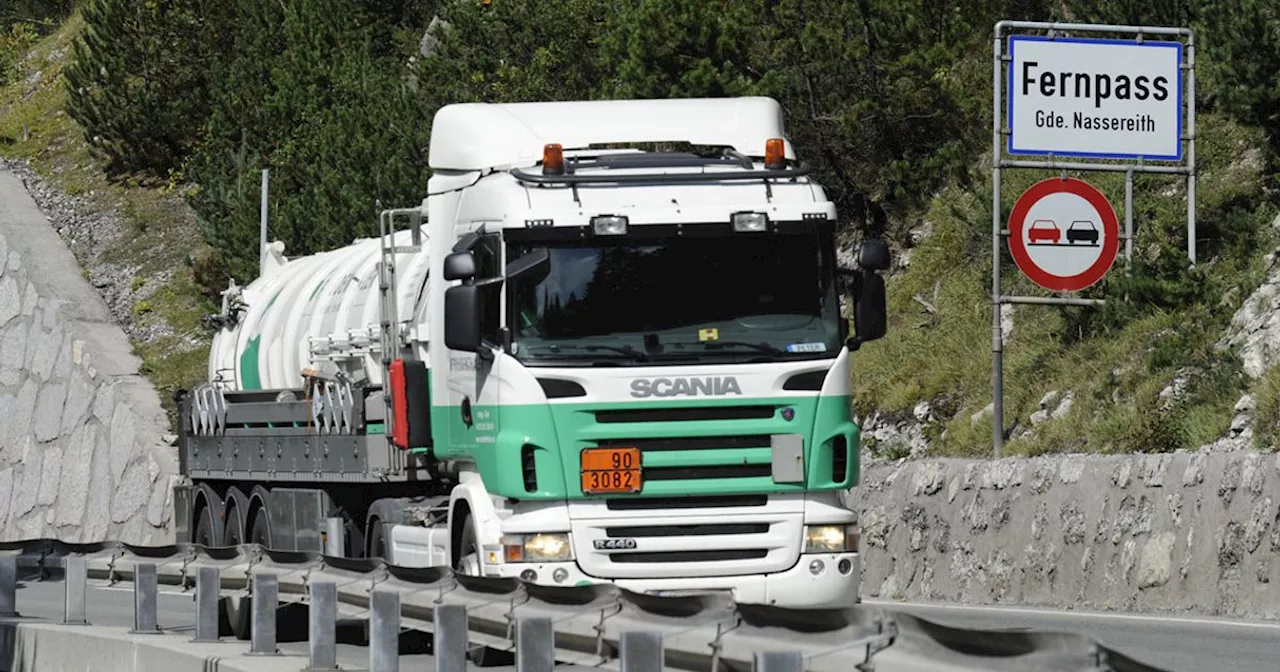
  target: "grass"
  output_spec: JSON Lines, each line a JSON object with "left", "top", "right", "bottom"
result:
{"left": 853, "top": 111, "right": 1277, "bottom": 457}
{"left": 0, "top": 14, "right": 215, "bottom": 425}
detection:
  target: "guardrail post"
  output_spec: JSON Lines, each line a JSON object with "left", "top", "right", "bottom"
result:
{"left": 248, "top": 573, "right": 279, "bottom": 655}
{"left": 369, "top": 589, "right": 400, "bottom": 672}
{"left": 434, "top": 604, "right": 468, "bottom": 672}
{"left": 306, "top": 581, "right": 338, "bottom": 670}
{"left": 192, "top": 566, "right": 220, "bottom": 642}
{"left": 62, "top": 555, "right": 88, "bottom": 625}
{"left": 753, "top": 651, "right": 804, "bottom": 672}
{"left": 129, "top": 563, "right": 161, "bottom": 634}
{"left": 620, "top": 631, "right": 663, "bottom": 672}
{"left": 515, "top": 617, "right": 554, "bottom": 672}
{"left": 0, "top": 552, "right": 18, "bottom": 618}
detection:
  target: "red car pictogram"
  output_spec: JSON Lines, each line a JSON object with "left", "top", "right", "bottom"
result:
{"left": 1028, "top": 219, "right": 1060, "bottom": 244}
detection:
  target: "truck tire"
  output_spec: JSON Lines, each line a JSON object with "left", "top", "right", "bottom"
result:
{"left": 222, "top": 514, "right": 251, "bottom": 640}
{"left": 453, "top": 515, "right": 480, "bottom": 576}
{"left": 367, "top": 519, "right": 387, "bottom": 560}
{"left": 193, "top": 507, "right": 215, "bottom": 547}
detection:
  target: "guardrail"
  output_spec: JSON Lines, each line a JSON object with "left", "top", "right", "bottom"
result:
{"left": 0, "top": 539, "right": 1167, "bottom": 672}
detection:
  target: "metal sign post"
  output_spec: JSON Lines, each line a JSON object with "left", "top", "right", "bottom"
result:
{"left": 991, "top": 21, "right": 1196, "bottom": 457}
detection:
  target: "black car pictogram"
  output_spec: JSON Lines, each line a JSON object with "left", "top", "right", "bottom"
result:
{"left": 1066, "top": 220, "right": 1099, "bottom": 245}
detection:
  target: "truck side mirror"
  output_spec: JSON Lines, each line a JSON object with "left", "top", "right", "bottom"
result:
{"left": 853, "top": 271, "right": 887, "bottom": 343}
{"left": 444, "top": 285, "right": 481, "bottom": 351}
{"left": 858, "top": 239, "right": 891, "bottom": 271}
{"left": 443, "top": 251, "right": 477, "bottom": 281}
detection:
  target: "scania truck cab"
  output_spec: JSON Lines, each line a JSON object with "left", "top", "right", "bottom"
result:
{"left": 176, "top": 97, "right": 889, "bottom": 629}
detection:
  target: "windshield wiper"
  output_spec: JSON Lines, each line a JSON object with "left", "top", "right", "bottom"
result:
{"left": 525, "top": 343, "right": 649, "bottom": 362}
{"left": 667, "top": 340, "right": 788, "bottom": 357}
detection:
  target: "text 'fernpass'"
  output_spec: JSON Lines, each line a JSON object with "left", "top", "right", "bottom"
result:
{"left": 1007, "top": 36, "right": 1184, "bottom": 161}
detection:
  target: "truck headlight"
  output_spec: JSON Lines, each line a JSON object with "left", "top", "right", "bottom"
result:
{"left": 804, "top": 525, "right": 859, "bottom": 553}
{"left": 501, "top": 533, "right": 573, "bottom": 562}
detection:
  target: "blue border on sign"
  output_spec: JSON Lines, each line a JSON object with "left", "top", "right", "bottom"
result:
{"left": 1006, "top": 35, "right": 1184, "bottom": 162}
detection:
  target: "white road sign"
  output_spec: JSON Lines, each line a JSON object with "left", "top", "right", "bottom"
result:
{"left": 1007, "top": 36, "right": 1183, "bottom": 161}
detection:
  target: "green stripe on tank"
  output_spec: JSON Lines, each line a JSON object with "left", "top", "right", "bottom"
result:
{"left": 239, "top": 336, "right": 263, "bottom": 390}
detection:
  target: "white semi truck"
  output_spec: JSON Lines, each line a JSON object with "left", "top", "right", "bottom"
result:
{"left": 175, "top": 96, "right": 890, "bottom": 638}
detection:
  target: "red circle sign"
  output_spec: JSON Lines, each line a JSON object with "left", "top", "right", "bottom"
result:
{"left": 1007, "top": 177, "right": 1119, "bottom": 292}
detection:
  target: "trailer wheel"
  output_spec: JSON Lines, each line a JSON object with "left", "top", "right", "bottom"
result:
{"left": 222, "top": 513, "right": 251, "bottom": 640}
{"left": 193, "top": 507, "right": 215, "bottom": 547}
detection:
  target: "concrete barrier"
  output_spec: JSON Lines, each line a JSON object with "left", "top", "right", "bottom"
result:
{"left": 848, "top": 449, "right": 1280, "bottom": 619}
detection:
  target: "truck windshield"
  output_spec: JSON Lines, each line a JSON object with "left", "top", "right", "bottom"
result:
{"left": 505, "top": 226, "right": 842, "bottom": 366}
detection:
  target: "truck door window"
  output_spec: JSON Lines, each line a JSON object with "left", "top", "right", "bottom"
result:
{"left": 472, "top": 233, "right": 503, "bottom": 343}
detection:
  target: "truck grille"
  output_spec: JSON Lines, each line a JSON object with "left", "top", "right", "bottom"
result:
{"left": 571, "top": 509, "right": 801, "bottom": 579}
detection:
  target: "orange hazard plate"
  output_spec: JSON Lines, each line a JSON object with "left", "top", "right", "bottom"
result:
{"left": 580, "top": 447, "right": 642, "bottom": 495}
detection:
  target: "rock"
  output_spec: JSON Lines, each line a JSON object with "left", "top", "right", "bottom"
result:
{"left": 60, "top": 367, "right": 95, "bottom": 435}
{"left": 81, "top": 428, "right": 112, "bottom": 542}
{"left": 1220, "top": 457, "right": 1243, "bottom": 503}
{"left": 912, "top": 462, "right": 946, "bottom": 496}
{"left": 1141, "top": 454, "right": 1171, "bottom": 488}
{"left": 1039, "top": 391, "right": 1060, "bottom": 409}
{"left": 19, "top": 282, "right": 35, "bottom": 317}
{"left": 1051, "top": 391, "right": 1075, "bottom": 419}
{"left": 12, "top": 440, "right": 39, "bottom": 517}
{"left": 36, "top": 443, "right": 59, "bottom": 507}
{"left": 0, "top": 324, "right": 25, "bottom": 387}
{"left": 109, "top": 405, "right": 136, "bottom": 482}
{"left": 7, "top": 380, "right": 36, "bottom": 445}
{"left": 111, "top": 461, "right": 150, "bottom": 524}
{"left": 1001, "top": 304, "right": 1014, "bottom": 341}
{"left": 1244, "top": 497, "right": 1272, "bottom": 553}
{"left": 54, "top": 423, "right": 95, "bottom": 527}
{"left": 913, "top": 401, "right": 933, "bottom": 423}
{"left": 1113, "top": 459, "right": 1134, "bottom": 488}
{"left": 32, "top": 381, "right": 67, "bottom": 442}
{"left": 0, "top": 468, "right": 13, "bottom": 529}
{"left": 1236, "top": 394, "right": 1258, "bottom": 413}
{"left": 26, "top": 323, "right": 58, "bottom": 382}
{"left": 1183, "top": 452, "right": 1206, "bottom": 487}
{"left": 92, "top": 381, "right": 114, "bottom": 423}
{"left": 971, "top": 403, "right": 994, "bottom": 426}
{"left": 147, "top": 475, "right": 174, "bottom": 528}
{"left": 1030, "top": 409, "right": 1050, "bottom": 426}
{"left": 1059, "top": 457, "right": 1085, "bottom": 484}
{"left": 0, "top": 276, "right": 19, "bottom": 328}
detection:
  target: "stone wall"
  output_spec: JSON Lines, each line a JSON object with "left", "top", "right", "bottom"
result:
{"left": 0, "top": 170, "right": 175, "bottom": 545}
{"left": 848, "top": 449, "right": 1280, "bottom": 619}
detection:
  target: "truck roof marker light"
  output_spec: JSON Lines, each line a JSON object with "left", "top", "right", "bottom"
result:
{"left": 732, "top": 212, "right": 767, "bottom": 232}
{"left": 765, "top": 137, "right": 786, "bottom": 170}
{"left": 591, "top": 215, "right": 628, "bottom": 235}
{"left": 542, "top": 143, "right": 565, "bottom": 175}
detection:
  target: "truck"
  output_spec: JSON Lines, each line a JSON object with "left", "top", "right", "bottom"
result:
{"left": 173, "top": 96, "right": 891, "bottom": 638}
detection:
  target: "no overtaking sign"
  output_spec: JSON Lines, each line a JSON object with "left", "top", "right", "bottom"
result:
{"left": 1007, "top": 177, "right": 1119, "bottom": 292}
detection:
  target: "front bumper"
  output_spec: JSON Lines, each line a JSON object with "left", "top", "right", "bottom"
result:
{"left": 494, "top": 552, "right": 860, "bottom": 609}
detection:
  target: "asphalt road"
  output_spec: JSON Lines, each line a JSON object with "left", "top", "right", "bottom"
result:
{"left": 868, "top": 599, "right": 1280, "bottom": 672}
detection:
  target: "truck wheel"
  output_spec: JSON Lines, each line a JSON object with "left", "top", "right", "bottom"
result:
{"left": 453, "top": 516, "right": 480, "bottom": 576}
{"left": 367, "top": 519, "right": 387, "bottom": 560}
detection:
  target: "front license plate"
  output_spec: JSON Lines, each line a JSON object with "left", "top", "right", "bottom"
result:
{"left": 580, "top": 446, "right": 642, "bottom": 494}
